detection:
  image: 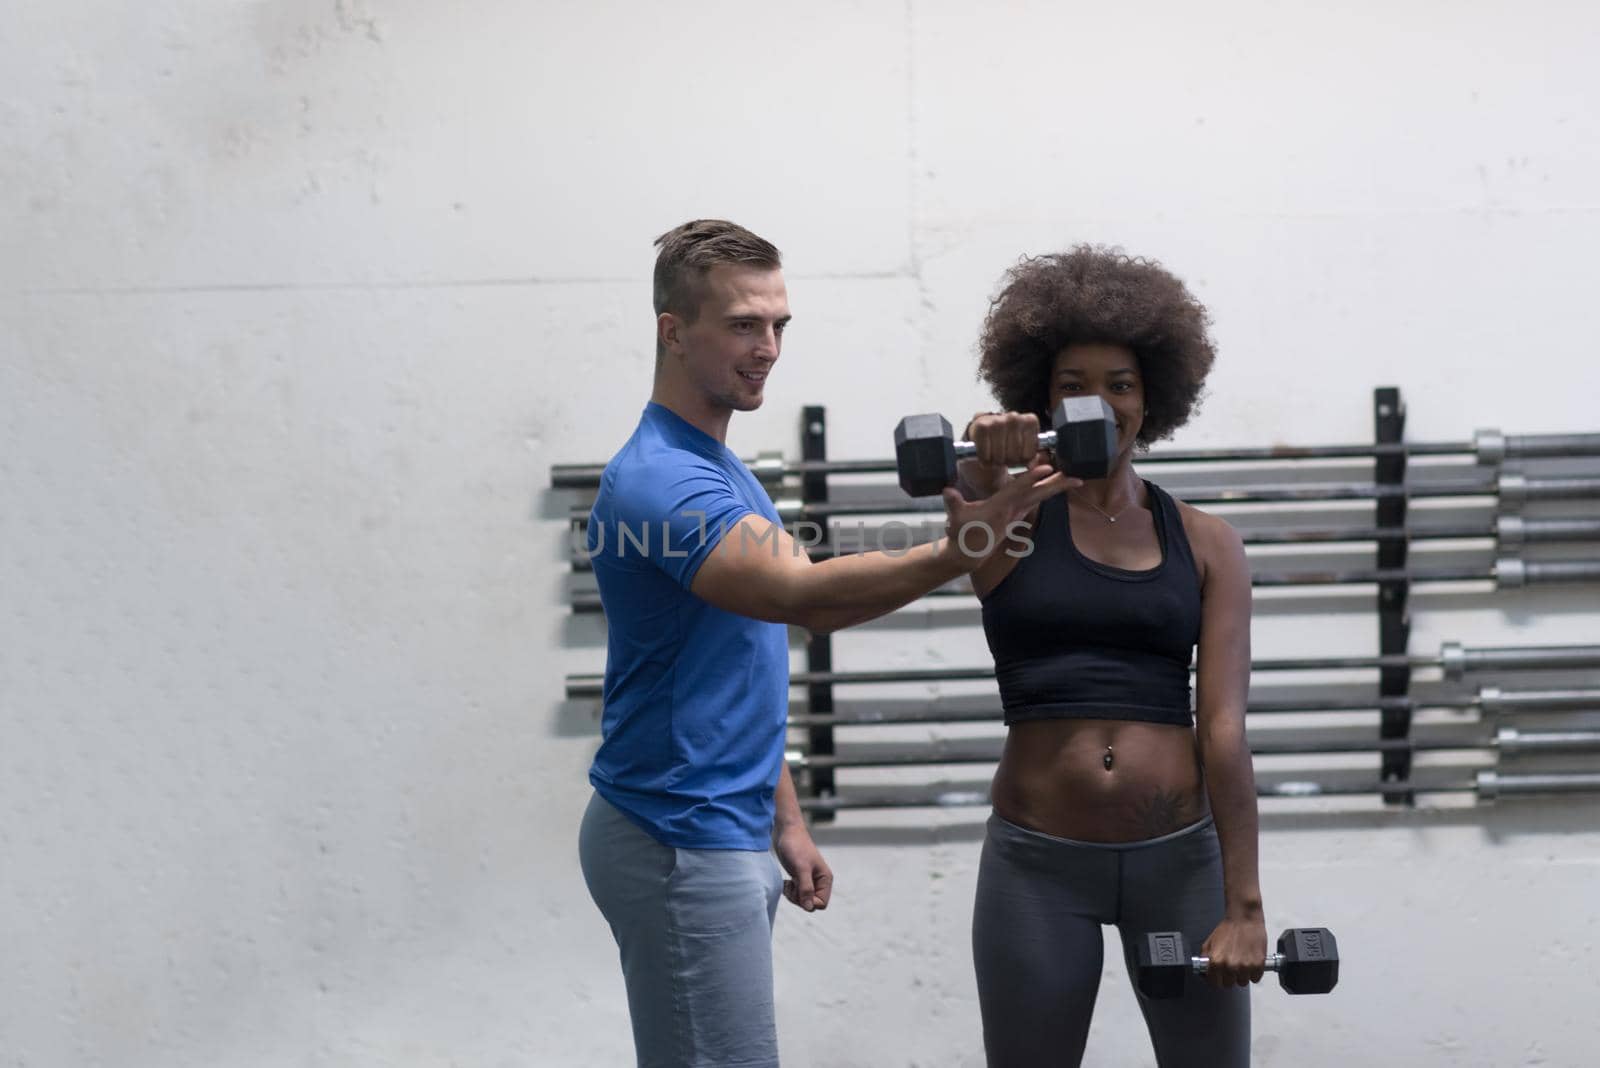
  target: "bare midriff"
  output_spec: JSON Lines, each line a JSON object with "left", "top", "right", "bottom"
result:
{"left": 991, "top": 717, "right": 1208, "bottom": 843}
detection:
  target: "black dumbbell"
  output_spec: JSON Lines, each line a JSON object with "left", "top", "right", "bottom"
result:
{"left": 1135, "top": 928, "right": 1340, "bottom": 999}
{"left": 893, "top": 397, "right": 1117, "bottom": 498}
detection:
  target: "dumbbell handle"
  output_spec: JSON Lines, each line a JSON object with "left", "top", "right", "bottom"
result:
{"left": 951, "top": 430, "right": 1058, "bottom": 463}
{"left": 1191, "top": 953, "right": 1285, "bottom": 975}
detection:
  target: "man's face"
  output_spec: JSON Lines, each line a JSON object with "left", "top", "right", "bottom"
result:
{"left": 662, "top": 265, "right": 790, "bottom": 412}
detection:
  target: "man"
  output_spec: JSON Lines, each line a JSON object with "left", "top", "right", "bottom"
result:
{"left": 578, "top": 220, "right": 1074, "bottom": 1068}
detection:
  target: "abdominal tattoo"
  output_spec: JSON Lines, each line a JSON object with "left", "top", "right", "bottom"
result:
{"left": 1130, "top": 789, "right": 1197, "bottom": 837}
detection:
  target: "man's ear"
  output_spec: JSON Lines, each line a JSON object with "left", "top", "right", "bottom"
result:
{"left": 657, "top": 312, "right": 681, "bottom": 356}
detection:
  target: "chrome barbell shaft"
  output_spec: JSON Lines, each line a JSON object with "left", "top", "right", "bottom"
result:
{"left": 564, "top": 472, "right": 1600, "bottom": 525}
{"left": 783, "top": 728, "right": 1600, "bottom": 770}
{"left": 781, "top": 688, "right": 1600, "bottom": 728}
{"left": 564, "top": 644, "right": 1600, "bottom": 699}
{"left": 793, "top": 771, "right": 1600, "bottom": 812}
{"left": 550, "top": 430, "right": 1600, "bottom": 488}
{"left": 565, "top": 515, "right": 1600, "bottom": 573}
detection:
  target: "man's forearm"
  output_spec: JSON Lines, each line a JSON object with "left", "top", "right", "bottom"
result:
{"left": 774, "top": 761, "right": 805, "bottom": 839}
{"left": 787, "top": 539, "right": 968, "bottom": 633}
{"left": 1201, "top": 723, "right": 1263, "bottom": 916}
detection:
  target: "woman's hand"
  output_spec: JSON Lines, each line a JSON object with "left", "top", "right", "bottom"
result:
{"left": 1199, "top": 914, "right": 1269, "bottom": 988}
{"left": 965, "top": 411, "right": 1050, "bottom": 468}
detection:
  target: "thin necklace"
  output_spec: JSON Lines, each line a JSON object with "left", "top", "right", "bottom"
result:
{"left": 1072, "top": 491, "right": 1131, "bottom": 524}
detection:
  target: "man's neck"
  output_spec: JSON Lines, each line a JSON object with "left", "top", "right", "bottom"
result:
{"left": 649, "top": 381, "right": 732, "bottom": 444}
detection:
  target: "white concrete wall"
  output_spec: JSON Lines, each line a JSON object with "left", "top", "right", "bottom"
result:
{"left": 5, "top": 2, "right": 1600, "bottom": 1065}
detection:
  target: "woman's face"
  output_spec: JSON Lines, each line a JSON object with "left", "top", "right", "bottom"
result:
{"left": 1048, "top": 342, "right": 1145, "bottom": 459}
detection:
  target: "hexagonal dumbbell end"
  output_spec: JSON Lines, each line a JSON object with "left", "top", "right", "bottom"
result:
{"left": 1277, "top": 927, "right": 1339, "bottom": 995}
{"left": 1049, "top": 396, "right": 1117, "bottom": 480}
{"left": 1135, "top": 931, "right": 1190, "bottom": 1000}
{"left": 894, "top": 413, "right": 958, "bottom": 498}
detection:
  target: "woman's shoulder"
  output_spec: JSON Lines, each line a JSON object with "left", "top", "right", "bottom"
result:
{"left": 1154, "top": 485, "right": 1244, "bottom": 571}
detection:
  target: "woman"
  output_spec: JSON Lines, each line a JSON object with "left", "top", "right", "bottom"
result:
{"left": 962, "top": 246, "right": 1266, "bottom": 1067}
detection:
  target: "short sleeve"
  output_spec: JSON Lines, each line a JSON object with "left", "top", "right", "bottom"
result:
{"left": 602, "top": 458, "right": 755, "bottom": 589}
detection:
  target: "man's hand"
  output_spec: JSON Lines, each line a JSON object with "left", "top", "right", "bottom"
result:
{"left": 938, "top": 462, "right": 1077, "bottom": 573}
{"left": 1199, "top": 915, "right": 1269, "bottom": 988}
{"left": 774, "top": 823, "right": 832, "bottom": 913}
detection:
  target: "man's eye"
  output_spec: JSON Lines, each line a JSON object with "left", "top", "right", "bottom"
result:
{"left": 775, "top": 322, "right": 787, "bottom": 334}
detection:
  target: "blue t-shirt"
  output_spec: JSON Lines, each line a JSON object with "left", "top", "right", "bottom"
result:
{"left": 586, "top": 403, "right": 789, "bottom": 850}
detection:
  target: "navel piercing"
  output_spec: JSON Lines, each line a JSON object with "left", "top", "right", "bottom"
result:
{"left": 1103, "top": 746, "right": 1115, "bottom": 771}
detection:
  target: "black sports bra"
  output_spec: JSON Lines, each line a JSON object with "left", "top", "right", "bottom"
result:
{"left": 979, "top": 481, "right": 1202, "bottom": 727}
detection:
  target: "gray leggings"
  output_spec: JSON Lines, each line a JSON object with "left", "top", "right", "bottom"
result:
{"left": 972, "top": 813, "right": 1250, "bottom": 1068}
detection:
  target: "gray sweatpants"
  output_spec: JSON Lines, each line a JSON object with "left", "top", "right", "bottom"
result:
{"left": 972, "top": 813, "right": 1250, "bottom": 1068}
{"left": 579, "top": 792, "right": 784, "bottom": 1068}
